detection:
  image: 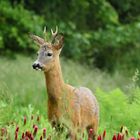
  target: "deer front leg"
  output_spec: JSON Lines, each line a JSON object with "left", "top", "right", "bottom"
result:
{"left": 50, "top": 120, "right": 64, "bottom": 133}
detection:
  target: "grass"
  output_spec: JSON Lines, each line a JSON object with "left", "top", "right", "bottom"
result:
{"left": 0, "top": 55, "right": 140, "bottom": 139}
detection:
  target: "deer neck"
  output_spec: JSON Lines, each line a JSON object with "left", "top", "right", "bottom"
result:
{"left": 44, "top": 57, "right": 64, "bottom": 102}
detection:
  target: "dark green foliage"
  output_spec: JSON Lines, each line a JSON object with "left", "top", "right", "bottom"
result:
{"left": 0, "top": 1, "right": 45, "bottom": 53}
{"left": 108, "top": 0, "right": 140, "bottom": 23}
{"left": 1, "top": 0, "right": 140, "bottom": 73}
{"left": 91, "top": 23, "right": 140, "bottom": 72}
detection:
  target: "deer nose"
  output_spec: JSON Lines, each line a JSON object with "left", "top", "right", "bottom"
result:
{"left": 32, "top": 63, "right": 43, "bottom": 70}
{"left": 32, "top": 63, "right": 38, "bottom": 69}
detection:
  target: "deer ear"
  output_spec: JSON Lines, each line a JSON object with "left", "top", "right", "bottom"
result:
{"left": 29, "top": 34, "right": 45, "bottom": 46}
{"left": 52, "top": 33, "right": 64, "bottom": 50}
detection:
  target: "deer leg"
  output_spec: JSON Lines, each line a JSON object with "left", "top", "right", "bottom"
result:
{"left": 51, "top": 120, "right": 64, "bottom": 133}
{"left": 67, "top": 130, "right": 77, "bottom": 140}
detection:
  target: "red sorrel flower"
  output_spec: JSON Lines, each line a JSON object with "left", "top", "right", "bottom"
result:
{"left": 25, "top": 136, "right": 29, "bottom": 140}
{"left": 22, "top": 132, "right": 25, "bottom": 139}
{"left": 129, "top": 137, "right": 135, "bottom": 140}
{"left": 112, "top": 134, "right": 117, "bottom": 140}
{"left": 33, "top": 124, "right": 35, "bottom": 128}
{"left": 15, "top": 131, "right": 18, "bottom": 140}
{"left": 125, "top": 130, "right": 128, "bottom": 136}
{"left": 40, "top": 136, "right": 43, "bottom": 140}
{"left": 43, "top": 128, "right": 46, "bottom": 138}
{"left": 88, "top": 128, "right": 93, "bottom": 140}
{"left": 97, "top": 135, "right": 101, "bottom": 140}
{"left": 15, "top": 126, "right": 19, "bottom": 132}
{"left": 30, "top": 134, "right": 34, "bottom": 140}
{"left": 33, "top": 125, "right": 38, "bottom": 136}
{"left": 89, "top": 129, "right": 93, "bottom": 134}
{"left": 1, "top": 128, "right": 6, "bottom": 136}
{"left": 25, "top": 130, "right": 32, "bottom": 139}
{"left": 37, "top": 116, "right": 40, "bottom": 122}
{"left": 117, "top": 133, "right": 122, "bottom": 140}
{"left": 103, "top": 130, "right": 106, "bottom": 139}
{"left": 138, "top": 132, "right": 140, "bottom": 136}
{"left": 24, "top": 116, "right": 27, "bottom": 125}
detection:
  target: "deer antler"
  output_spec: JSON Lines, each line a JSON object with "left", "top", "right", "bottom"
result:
{"left": 43, "top": 26, "right": 47, "bottom": 41}
{"left": 51, "top": 26, "right": 58, "bottom": 36}
{"left": 51, "top": 26, "right": 58, "bottom": 43}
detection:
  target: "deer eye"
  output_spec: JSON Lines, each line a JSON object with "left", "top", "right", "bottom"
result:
{"left": 46, "top": 52, "right": 53, "bottom": 57}
{"left": 48, "top": 52, "right": 53, "bottom": 56}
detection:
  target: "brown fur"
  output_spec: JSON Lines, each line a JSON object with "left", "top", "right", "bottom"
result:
{"left": 31, "top": 29, "right": 99, "bottom": 140}
{"left": 45, "top": 57, "right": 99, "bottom": 139}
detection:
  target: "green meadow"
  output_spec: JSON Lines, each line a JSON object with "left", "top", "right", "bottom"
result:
{"left": 0, "top": 55, "right": 140, "bottom": 139}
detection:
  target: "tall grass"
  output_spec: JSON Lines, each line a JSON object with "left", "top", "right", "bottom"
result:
{"left": 0, "top": 55, "right": 140, "bottom": 139}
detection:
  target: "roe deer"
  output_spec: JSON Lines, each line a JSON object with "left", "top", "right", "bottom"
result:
{"left": 30, "top": 27, "right": 99, "bottom": 140}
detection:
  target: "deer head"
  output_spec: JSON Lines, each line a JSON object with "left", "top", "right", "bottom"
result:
{"left": 30, "top": 27, "right": 64, "bottom": 72}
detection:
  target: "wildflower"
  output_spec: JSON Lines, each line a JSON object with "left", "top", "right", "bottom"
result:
{"left": 33, "top": 125, "right": 38, "bottom": 136}
{"left": 15, "top": 126, "right": 19, "bottom": 132}
{"left": 25, "top": 130, "right": 32, "bottom": 139}
{"left": 103, "top": 130, "right": 106, "bottom": 139}
{"left": 112, "top": 134, "right": 117, "bottom": 140}
{"left": 24, "top": 116, "right": 27, "bottom": 125}
{"left": 37, "top": 116, "right": 40, "bottom": 122}
{"left": 125, "top": 130, "right": 128, "bottom": 136}
{"left": 22, "top": 132, "right": 25, "bottom": 139}
{"left": 88, "top": 128, "right": 93, "bottom": 140}
{"left": 1, "top": 128, "right": 6, "bottom": 136}
{"left": 40, "top": 136, "right": 43, "bottom": 140}
{"left": 117, "top": 133, "right": 122, "bottom": 140}
{"left": 43, "top": 128, "right": 46, "bottom": 138}
{"left": 25, "top": 136, "right": 29, "bottom": 140}
{"left": 30, "top": 134, "right": 34, "bottom": 140}
{"left": 33, "top": 124, "right": 35, "bottom": 128}
{"left": 89, "top": 128, "right": 93, "bottom": 134}
{"left": 129, "top": 137, "right": 135, "bottom": 140}
{"left": 97, "top": 135, "right": 101, "bottom": 140}
{"left": 15, "top": 131, "right": 18, "bottom": 140}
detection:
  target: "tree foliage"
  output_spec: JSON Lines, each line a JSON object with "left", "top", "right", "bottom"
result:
{"left": 0, "top": 1, "right": 45, "bottom": 52}
{"left": 0, "top": 0, "right": 140, "bottom": 73}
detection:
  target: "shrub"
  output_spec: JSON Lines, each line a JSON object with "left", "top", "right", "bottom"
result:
{"left": 0, "top": 1, "right": 45, "bottom": 53}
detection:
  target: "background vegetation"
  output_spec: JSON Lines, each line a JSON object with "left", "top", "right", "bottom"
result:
{"left": 0, "top": 0, "right": 140, "bottom": 74}
{"left": 0, "top": 0, "right": 140, "bottom": 139}
{"left": 0, "top": 56, "right": 140, "bottom": 139}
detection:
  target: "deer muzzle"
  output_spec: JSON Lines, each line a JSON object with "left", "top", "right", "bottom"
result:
{"left": 32, "top": 62, "right": 43, "bottom": 71}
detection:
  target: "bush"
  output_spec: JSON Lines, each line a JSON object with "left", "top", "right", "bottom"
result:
{"left": 91, "top": 23, "right": 140, "bottom": 72}
{"left": 1, "top": 0, "right": 140, "bottom": 74}
{"left": 0, "top": 1, "right": 45, "bottom": 53}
